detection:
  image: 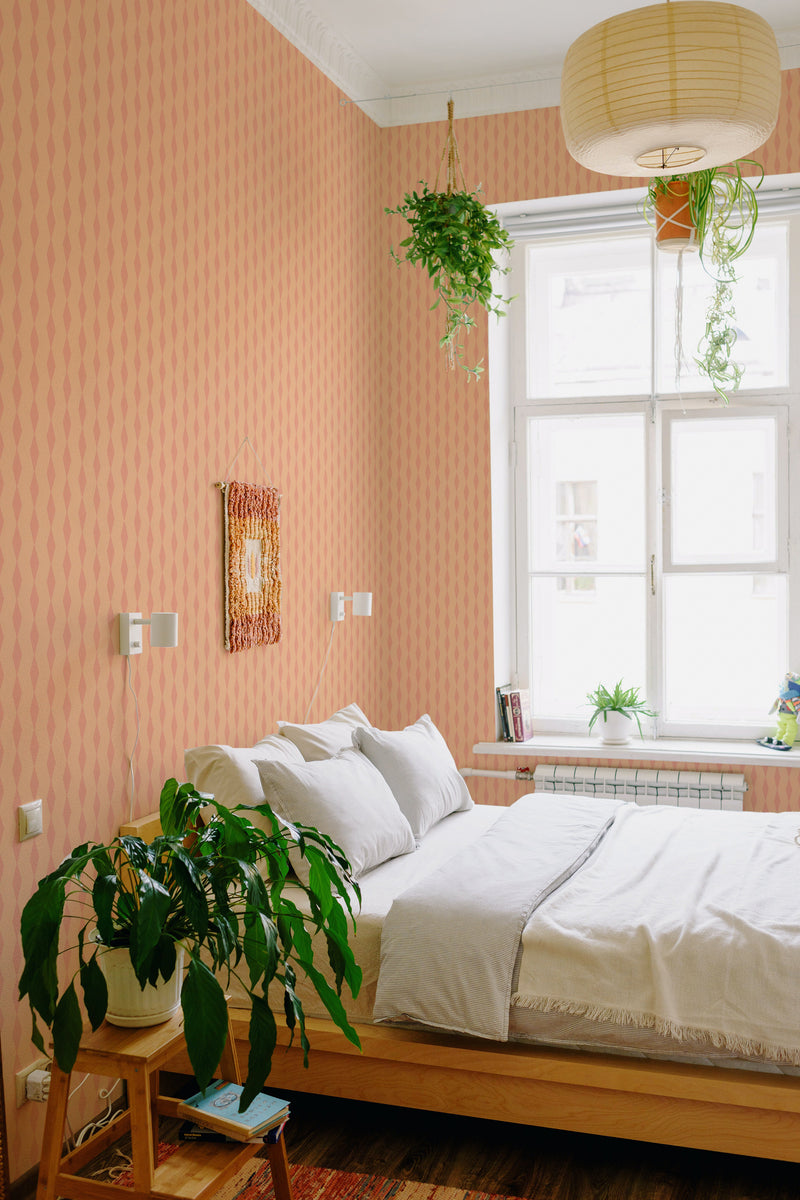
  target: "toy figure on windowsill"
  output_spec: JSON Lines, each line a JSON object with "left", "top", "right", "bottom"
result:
{"left": 758, "top": 672, "right": 800, "bottom": 750}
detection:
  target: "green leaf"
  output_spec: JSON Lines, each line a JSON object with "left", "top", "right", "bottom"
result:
{"left": 79, "top": 953, "right": 108, "bottom": 1030}
{"left": 129, "top": 875, "right": 172, "bottom": 978}
{"left": 167, "top": 848, "right": 208, "bottom": 940}
{"left": 242, "top": 909, "right": 279, "bottom": 988}
{"left": 295, "top": 959, "right": 361, "bottom": 1051}
{"left": 240, "top": 993, "right": 277, "bottom": 1110}
{"left": 92, "top": 869, "right": 119, "bottom": 945}
{"left": 181, "top": 958, "right": 229, "bottom": 1092}
{"left": 19, "top": 879, "right": 64, "bottom": 1023}
{"left": 52, "top": 983, "right": 83, "bottom": 1073}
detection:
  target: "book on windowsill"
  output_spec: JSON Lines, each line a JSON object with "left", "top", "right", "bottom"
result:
{"left": 177, "top": 1080, "right": 289, "bottom": 1140}
{"left": 178, "top": 1117, "right": 288, "bottom": 1145}
{"left": 496, "top": 685, "right": 513, "bottom": 741}
{"left": 497, "top": 686, "right": 533, "bottom": 741}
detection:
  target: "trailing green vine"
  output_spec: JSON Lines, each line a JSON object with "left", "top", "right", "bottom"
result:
{"left": 386, "top": 183, "right": 514, "bottom": 379}
{"left": 385, "top": 102, "right": 514, "bottom": 380}
{"left": 644, "top": 160, "right": 763, "bottom": 402}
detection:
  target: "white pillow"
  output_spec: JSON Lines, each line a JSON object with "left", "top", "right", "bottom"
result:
{"left": 353, "top": 715, "right": 473, "bottom": 841}
{"left": 255, "top": 747, "right": 415, "bottom": 881}
{"left": 184, "top": 736, "right": 304, "bottom": 832}
{"left": 276, "top": 702, "right": 372, "bottom": 761}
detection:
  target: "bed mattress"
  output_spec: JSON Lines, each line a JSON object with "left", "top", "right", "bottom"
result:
{"left": 243, "top": 802, "right": 799, "bottom": 1076}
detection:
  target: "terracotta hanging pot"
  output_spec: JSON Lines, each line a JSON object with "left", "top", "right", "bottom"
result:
{"left": 654, "top": 180, "right": 697, "bottom": 253}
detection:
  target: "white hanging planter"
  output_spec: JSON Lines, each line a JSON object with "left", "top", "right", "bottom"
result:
{"left": 595, "top": 710, "right": 633, "bottom": 746}
{"left": 99, "top": 945, "right": 185, "bottom": 1028}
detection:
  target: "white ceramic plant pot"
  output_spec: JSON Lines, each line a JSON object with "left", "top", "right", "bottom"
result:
{"left": 99, "top": 946, "right": 185, "bottom": 1028}
{"left": 597, "top": 709, "right": 633, "bottom": 745}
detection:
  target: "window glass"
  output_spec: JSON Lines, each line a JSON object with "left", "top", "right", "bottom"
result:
{"left": 527, "top": 235, "right": 652, "bottom": 398}
{"left": 527, "top": 413, "right": 646, "bottom": 571}
{"left": 668, "top": 415, "right": 778, "bottom": 565}
{"left": 663, "top": 575, "right": 786, "bottom": 723}
{"left": 531, "top": 576, "right": 647, "bottom": 720}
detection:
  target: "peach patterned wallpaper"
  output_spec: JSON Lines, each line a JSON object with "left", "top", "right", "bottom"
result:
{"left": 3, "top": 0, "right": 800, "bottom": 1179}
{"left": 1, "top": 0, "right": 382, "bottom": 1175}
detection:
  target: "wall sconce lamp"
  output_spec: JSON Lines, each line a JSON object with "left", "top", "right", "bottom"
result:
{"left": 118, "top": 611, "right": 179, "bottom": 655}
{"left": 329, "top": 591, "right": 372, "bottom": 622}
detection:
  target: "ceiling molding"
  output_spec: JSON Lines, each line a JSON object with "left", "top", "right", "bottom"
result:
{"left": 248, "top": 0, "right": 800, "bottom": 129}
{"left": 245, "top": 0, "right": 392, "bottom": 124}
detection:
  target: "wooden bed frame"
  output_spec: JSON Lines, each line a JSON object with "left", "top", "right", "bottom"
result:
{"left": 168, "top": 1010, "right": 800, "bottom": 1165}
{"left": 123, "top": 813, "right": 800, "bottom": 1165}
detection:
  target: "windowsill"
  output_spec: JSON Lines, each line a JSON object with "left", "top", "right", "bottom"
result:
{"left": 473, "top": 735, "right": 800, "bottom": 769}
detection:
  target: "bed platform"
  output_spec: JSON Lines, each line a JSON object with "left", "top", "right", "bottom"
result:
{"left": 224, "top": 1014, "right": 800, "bottom": 1164}
{"left": 124, "top": 792, "right": 800, "bottom": 1165}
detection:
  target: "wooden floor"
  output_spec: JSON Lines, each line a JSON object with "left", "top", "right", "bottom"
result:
{"left": 14, "top": 1088, "right": 800, "bottom": 1200}
{"left": 282, "top": 1091, "right": 800, "bottom": 1200}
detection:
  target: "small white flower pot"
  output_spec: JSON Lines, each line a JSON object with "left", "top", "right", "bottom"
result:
{"left": 596, "top": 710, "right": 633, "bottom": 745}
{"left": 99, "top": 946, "right": 184, "bottom": 1027}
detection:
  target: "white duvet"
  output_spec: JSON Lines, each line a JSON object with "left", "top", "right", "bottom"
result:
{"left": 514, "top": 803, "right": 800, "bottom": 1065}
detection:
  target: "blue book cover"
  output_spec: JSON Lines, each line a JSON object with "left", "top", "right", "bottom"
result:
{"left": 178, "top": 1080, "right": 289, "bottom": 1137}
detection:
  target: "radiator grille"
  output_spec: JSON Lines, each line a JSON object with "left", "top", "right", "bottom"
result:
{"left": 532, "top": 764, "right": 746, "bottom": 811}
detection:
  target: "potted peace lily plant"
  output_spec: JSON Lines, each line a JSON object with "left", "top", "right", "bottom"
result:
{"left": 644, "top": 159, "right": 763, "bottom": 402}
{"left": 19, "top": 778, "right": 362, "bottom": 1110}
{"left": 587, "top": 680, "right": 656, "bottom": 745}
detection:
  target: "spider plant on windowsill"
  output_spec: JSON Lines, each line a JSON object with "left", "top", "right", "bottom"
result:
{"left": 586, "top": 680, "right": 656, "bottom": 745}
{"left": 644, "top": 159, "right": 763, "bottom": 402}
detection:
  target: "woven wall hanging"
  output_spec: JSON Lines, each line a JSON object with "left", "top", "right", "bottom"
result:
{"left": 222, "top": 479, "right": 281, "bottom": 652}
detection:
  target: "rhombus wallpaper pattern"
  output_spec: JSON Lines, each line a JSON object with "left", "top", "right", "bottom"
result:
{"left": 3, "top": 0, "right": 800, "bottom": 1178}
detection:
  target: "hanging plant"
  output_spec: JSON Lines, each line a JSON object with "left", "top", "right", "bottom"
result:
{"left": 385, "top": 101, "right": 514, "bottom": 381}
{"left": 643, "top": 160, "right": 763, "bottom": 402}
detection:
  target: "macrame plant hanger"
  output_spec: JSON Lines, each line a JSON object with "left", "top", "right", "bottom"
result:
{"left": 435, "top": 100, "right": 468, "bottom": 369}
{"left": 436, "top": 99, "right": 467, "bottom": 196}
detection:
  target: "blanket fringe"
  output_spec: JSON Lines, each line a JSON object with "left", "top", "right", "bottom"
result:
{"left": 511, "top": 993, "right": 800, "bottom": 1067}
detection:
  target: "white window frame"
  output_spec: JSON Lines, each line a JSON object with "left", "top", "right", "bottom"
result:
{"left": 489, "top": 177, "right": 800, "bottom": 744}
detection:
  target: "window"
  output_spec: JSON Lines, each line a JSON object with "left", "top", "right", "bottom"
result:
{"left": 494, "top": 187, "right": 800, "bottom": 740}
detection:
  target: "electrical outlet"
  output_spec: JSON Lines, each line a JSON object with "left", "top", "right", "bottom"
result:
{"left": 15, "top": 1057, "right": 50, "bottom": 1107}
{"left": 18, "top": 798, "right": 43, "bottom": 841}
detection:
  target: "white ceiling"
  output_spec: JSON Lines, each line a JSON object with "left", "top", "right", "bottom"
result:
{"left": 248, "top": 0, "right": 800, "bottom": 126}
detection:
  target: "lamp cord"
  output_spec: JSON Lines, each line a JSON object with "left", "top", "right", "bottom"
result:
{"left": 126, "top": 655, "right": 141, "bottom": 821}
{"left": 303, "top": 622, "right": 338, "bottom": 723}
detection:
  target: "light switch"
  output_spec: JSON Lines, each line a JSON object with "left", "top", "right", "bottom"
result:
{"left": 19, "top": 799, "right": 43, "bottom": 841}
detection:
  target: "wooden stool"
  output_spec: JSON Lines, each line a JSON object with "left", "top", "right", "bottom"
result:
{"left": 36, "top": 1011, "right": 293, "bottom": 1200}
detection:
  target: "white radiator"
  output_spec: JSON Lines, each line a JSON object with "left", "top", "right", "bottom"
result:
{"left": 532, "top": 764, "right": 746, "bottom": 811}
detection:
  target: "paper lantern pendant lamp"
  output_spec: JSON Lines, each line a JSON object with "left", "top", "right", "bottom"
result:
{"left": 560, "top": 1, "right": 781, "bottom": 177}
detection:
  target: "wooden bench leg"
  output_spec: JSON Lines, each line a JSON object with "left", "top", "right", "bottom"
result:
{"left": 265, "top": 1135, "right": 293, "bottom": 1200}
{"left": 36, "top": 1064, "right": 71, "bottom": 1200}
{"left": 128, "top": 1064, "right": 155, "bottom": 1191}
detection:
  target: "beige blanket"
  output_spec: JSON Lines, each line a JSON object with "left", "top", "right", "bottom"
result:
{"left": 514, "top": 803, "right": 800, "bottom": 1064}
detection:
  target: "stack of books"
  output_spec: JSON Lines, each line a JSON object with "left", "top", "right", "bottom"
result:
{"left": 177, "top": 1080, "right": 289, "bottom": 1145}
{"left": 496, "top": 685, "right": 533, "bottom": 742}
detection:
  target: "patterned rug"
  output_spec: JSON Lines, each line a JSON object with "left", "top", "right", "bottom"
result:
{"left": 116, "top": 1155, "right": 525, "bottom": 1200}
